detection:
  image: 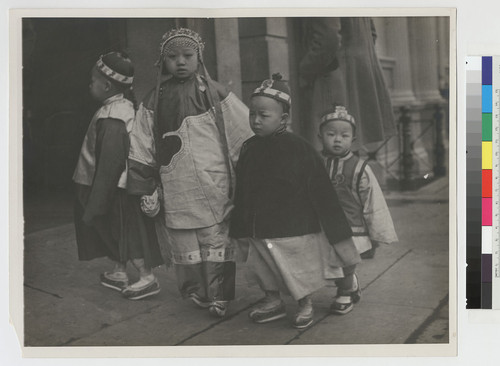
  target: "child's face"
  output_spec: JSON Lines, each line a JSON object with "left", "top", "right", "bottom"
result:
{"left": 163, "top": 47, "right": 198, "bottom": 79}
{"left": 89, "top": 68, "right": 110, "bottom": 102}
{"left": 319, "top": 120, "right": 354, "bottom": 156}
{"left": 249, "top": 96, "right": 288, "bottom": 137}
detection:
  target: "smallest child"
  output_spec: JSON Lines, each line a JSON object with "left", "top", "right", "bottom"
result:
{"left": 318, "top": 105, "right": 398, "bottom": 314}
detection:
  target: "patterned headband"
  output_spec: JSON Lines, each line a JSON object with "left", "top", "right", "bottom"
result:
{"left": 160, "top": 28, "right": 204, "bottom": 57}
{"left": 252, "top": 79, "right": 291, "bottom": 106}
{"left": 96, "top": 56, "right": 134, "bottom": 85}
{"left": 321, "top": 106, "right": 356, "bottom": 125}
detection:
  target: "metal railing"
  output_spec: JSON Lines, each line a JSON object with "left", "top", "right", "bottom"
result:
{"left": 366, "top": 103, "right": 448, "bottom": 190}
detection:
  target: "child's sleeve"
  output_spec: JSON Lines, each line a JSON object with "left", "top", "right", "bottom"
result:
{"left": 308, "top": 152, "right": 353, "bottom": 245}
{"left": 220, "top": 92, "right": 254, "bottom": 167}
{"left": 82, "top": 118, "right": 128, "bottom": 224}
{"left": 308, "top": 152, "right": 360, "bottom": 265}
{"left": 357, "top": 165, "right": 398, "bottom": 244}
{"left": 128, "top": 96, "right": 159, "bottom": 196}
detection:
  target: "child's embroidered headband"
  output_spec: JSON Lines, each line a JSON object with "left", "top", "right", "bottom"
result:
{"left": 95, "top": 52, "right": 134, "bottom": 85}
{"left": 252, "top": 73, "right": 291, "bottom": 106}
{"left": 321, "top": 105, "right": 356, "bottom": 126}
{"left": 159, "top": 28, "right": 205, "bottom": 59}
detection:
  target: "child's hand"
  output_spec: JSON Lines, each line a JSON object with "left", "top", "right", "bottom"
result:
{"left": 140, "top": 187, "right": 161, "bottom": 217}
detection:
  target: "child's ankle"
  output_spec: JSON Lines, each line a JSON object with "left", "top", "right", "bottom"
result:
{"left": 264, "top": 290, "right": 281, "bottom": 301}
{"left": 140, "top": 273, "right": 155, "bottom": 281}
{"left": 298, "top": 295, "right": 312, "bottom": 307}
{"left": 112, "top": 262, "right": 126, "bottom": 273}
{"left": 131, "top": 258, "right": 152, "bottom": 277}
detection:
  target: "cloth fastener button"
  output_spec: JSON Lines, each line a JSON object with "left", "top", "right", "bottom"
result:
{"left": 267, "top": 242, "right": 273, "bottom": 249}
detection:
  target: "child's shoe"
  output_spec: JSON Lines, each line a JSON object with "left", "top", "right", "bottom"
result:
{"left": 248, "top": 293, "right": 286, "bottom": 324}
{"left": 100, "top": 271, "right": 129, "bottom": 292}
{"left": 188, "top": 293, "right": 211, "bottom": 309}
{"left": 122, "top": 275, "right": 160, "bottom": 300}
{"left": 292, "top": 296, "right": 314, "bottom": 329}
{"left": 330, "top": 273, "right": 361, "bottom": 315}
{"left": 208, "top": 301, "right": 228, "bottom": 318}
{"left": 360, "top": 242, "right": 379, "bottom": 259}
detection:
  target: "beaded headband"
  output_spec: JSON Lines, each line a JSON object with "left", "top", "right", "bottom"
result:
{"left": 252, "top": 78, "right": 291, "bottom": 106}
{"left": 96, "top": 56, "right": 134, "bottom": 85}
{"left": 320, "top": 106, "right": 356, "bottom": 126}
{"left": 159, "top": 28, "right": 205, "bottom": 58}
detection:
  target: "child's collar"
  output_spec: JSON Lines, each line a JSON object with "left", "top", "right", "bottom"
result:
{"left": 171, "top": 74, "right": 195, "bottom": 83}
{"left": 321, "top": 150, "right": 353, "bottom": 161}
{"left": 255, "top": 125, "right": 288, "bottom": 139}
{"left": 103, "top": 93, "right": 124, "bottom": 105}
{"left": 165, "top": 73, "right": 206, "bottom": 92}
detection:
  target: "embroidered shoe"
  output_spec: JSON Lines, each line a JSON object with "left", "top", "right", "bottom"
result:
{"left": 188, "top": 293, "right": 211, "bottom": 309}
{"left": 330, "top": 273, "right": 361, "bottom": 315}
{"left": 100, "top": 272, "right": 129, "bottom": 292}
{"left": 208, "top": 301, "right": 228, "bottom": 318}
{"left": 122, "top": 276, "right": 160, "bottom": 300}
{"left": 293, "top": 296, "right": 314, "bottom": 329}
{"left": 330, "top": 295, "right": 354, "bottom": 315}
{"left": 248, "top": 299, "right": 287, "bottom": 324}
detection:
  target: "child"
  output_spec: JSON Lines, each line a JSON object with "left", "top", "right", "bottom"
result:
{"left": 229, "top": 74, "right": 361, "bottom": 329}
{"left": 127, "top": 28, "right": 253, "bottom": 317}
{"left": 318, "top": 105, "right": 398, "bottom": 314}
{"left": 73, "top": 51, "right": 163, "bottom": 300}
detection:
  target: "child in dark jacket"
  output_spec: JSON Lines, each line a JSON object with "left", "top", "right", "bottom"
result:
{"left": 230, "top": 74, "right": 361, "bottom": 329}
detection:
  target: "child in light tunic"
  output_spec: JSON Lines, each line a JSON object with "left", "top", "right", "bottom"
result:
{"left": 127, "top": 28, "right": 253, "bottom": 317}
{"left": 318, "top": 105, "right": 398, "bottom": 314}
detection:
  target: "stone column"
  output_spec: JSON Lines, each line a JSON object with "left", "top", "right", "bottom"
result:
{"left": 383, "top": 17, "right": 417, "bottom": 106}
{"left": 371, "top": 17, "right": 417, "bottom": 188}
{"left": 406, "top": 17, "right": 446, "bottom": 180}
{"left": 437, "top": 17, "right": 450, "bottom": 94}
{"left": 214, "top": 19, "right": 243, "bottom": 98}
{"left": 408, "top": 17, "right": 444, "bottom": 104}
{"left": 372, "top": 18, "right": 388, "bottom": 57}
{"left": 238, "top": 18, "right": 290, "bottom": 104}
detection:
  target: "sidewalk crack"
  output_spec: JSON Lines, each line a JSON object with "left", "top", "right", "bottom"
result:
{"left": 174, "top": 299, "right": 261, "bottom": 346}
{"left": 404, "top": 293, "right": 449, "bottom": 343}
{"left": 284, "top": 249, "right": 413, "bottom": 345}
{"left": 24, "top": 283, "right": 63, "bottom": 299}
{"left": 61, "top": 304, "right": 165, "bottom": 346}
{"left": 362, "top": 249, "right": 413, "bottom": 289}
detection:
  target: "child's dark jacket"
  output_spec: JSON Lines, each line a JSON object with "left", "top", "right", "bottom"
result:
{"left": 229, "top": 131, "right": 353, "bottom": 248}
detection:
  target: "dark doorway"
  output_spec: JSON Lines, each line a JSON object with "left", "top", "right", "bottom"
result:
{"left": 23, "top": 18, "right": 126, "bottom": 233}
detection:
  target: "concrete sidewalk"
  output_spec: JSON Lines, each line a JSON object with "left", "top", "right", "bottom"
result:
{"left": 23, "top": 178, "right": 450, "bottom": 348}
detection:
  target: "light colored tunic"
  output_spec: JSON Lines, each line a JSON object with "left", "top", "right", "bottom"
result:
{"left": 129, "top": 91, "right": 253, "bottom": 230}
{"left": 243, "top": 232, "right": 347, "bottom": 301}
{"left": 323, "top": 151, "right": 398, "bottom": 253}
{"left": 73, "top": 93, "right": 135, "bottom": 189}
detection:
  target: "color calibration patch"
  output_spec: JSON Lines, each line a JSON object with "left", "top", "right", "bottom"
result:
{"left": 466, "top": 56, "right": 500, "bottom": 309}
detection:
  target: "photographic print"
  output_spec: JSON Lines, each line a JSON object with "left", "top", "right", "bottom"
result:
{"left": 10, "top": 8, "right": 456, "bottom": 357}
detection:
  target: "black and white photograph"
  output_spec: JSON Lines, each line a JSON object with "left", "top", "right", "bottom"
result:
{"left": 11, "top": 8, "right": 456, "bottom": 357}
